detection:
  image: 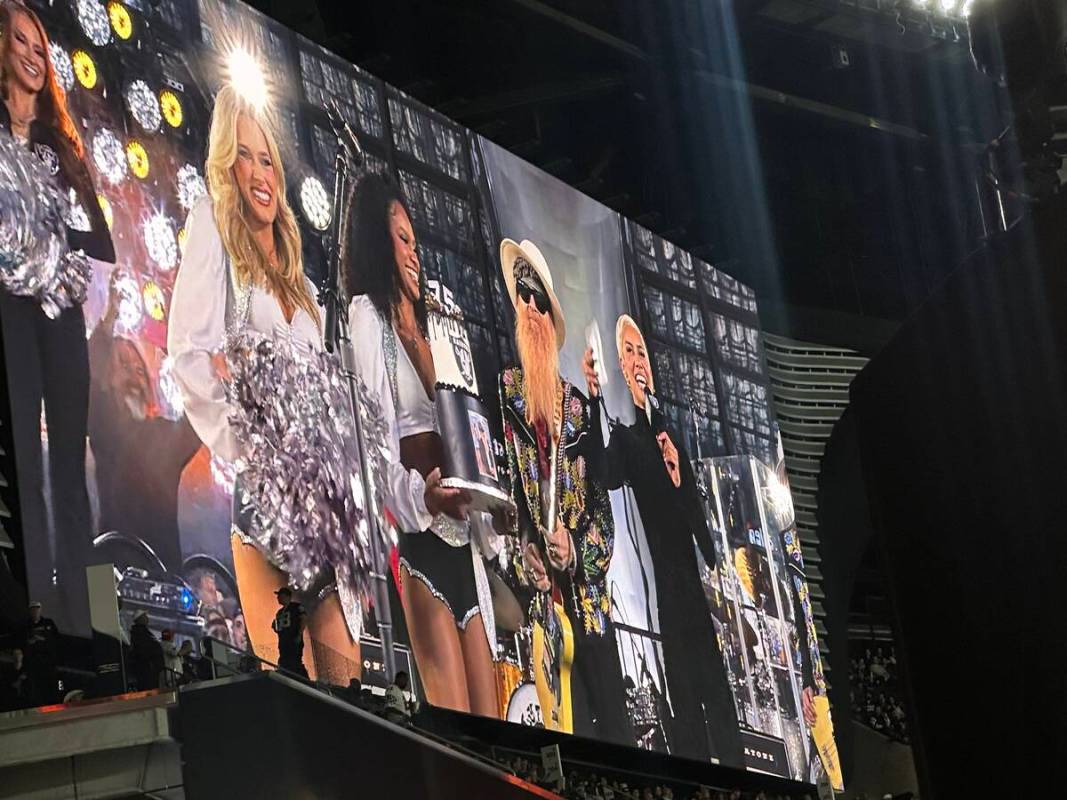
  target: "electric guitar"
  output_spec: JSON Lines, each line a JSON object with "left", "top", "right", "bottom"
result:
{"left": 528, "top": 404, "right": 575, "bottom": 733}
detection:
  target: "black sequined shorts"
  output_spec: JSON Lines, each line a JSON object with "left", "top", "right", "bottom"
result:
{"left": 399, "top": 531, "right": 480, "bottom": 629}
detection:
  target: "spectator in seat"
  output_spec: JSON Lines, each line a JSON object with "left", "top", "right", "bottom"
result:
{"left": 1, "top": 648, "right": 32, "bottom": 710}
{"left": 359, "top": 687, "right": 378, "bottom": 712}
{"left": 22, "top": 601, "right": 60, "bottom": 705}
{"left": 129, "top": 611, "right": 164, "bottom": 690}
{"left": 384, "top": 670, "right": 419, "bottom": 724}
{"left": 160, "top": 630, "right": 183, "bottom": 688}
{"left": 341, "top": 677, "right": 362, "bottom": 706}
{"left": 177, "top": 640, "right": 199, "bottom": 684}
{"left": 271, "top": 587, "right": 308, "bottom": 679}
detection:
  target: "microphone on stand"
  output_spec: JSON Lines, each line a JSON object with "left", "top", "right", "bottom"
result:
{"left": 317, "top": 95, "right": 398, "bottom": 680}
{"left": 324, "top": 99, "right": 365, "bottom": 167}
{"left": 320, "top": 100, "right": 365, "bottom": 351}
{"left": 646, "top": 388, "right": 668, "bottom": 439}
{"left": 646, "top": 386, "right": 661, "bottom": 413}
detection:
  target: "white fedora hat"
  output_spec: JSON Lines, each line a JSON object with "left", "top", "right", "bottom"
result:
{"left": 500, "top": 238, "right": 566, "bottom": 350}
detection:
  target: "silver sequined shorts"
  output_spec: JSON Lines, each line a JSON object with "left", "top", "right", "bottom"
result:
{"left": 231, "top": 480, "right": 351, "bottom": 627}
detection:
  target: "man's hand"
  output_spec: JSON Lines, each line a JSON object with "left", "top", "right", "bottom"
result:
{"left": 657, "top": 431, "right": 682, "bottom": 488}
{"left": 544, "top": 520, "right": 573, "bottom": 570}
{"left": 582, "top": 346, "right": 600, "bottom": 398}
{"left": 424, "top": 467, "right": 471, "bottom": 520}
{"left": 523, "top": 542, "right": 551, "bottom": 591}
{"left": 801, "top": 686, "right": 818, "bottom": 727}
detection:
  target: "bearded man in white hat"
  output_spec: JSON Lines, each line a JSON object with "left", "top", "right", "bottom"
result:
{"left": 497, "top": 238, "right": 633, "bottom": 745}
{"left": 586, "top": 314, "right": 746, "bottom": 766}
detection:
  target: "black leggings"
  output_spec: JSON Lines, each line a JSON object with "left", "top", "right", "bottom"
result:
{"left": 0, "top": 292, "right": 92, "bottom": 629}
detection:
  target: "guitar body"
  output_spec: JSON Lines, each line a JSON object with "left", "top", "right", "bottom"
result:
{"left": 532, "top": 599, "right": 575, "bottom": 733}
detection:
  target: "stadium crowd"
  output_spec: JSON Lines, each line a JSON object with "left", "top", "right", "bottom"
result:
{"left": 850, "top": 644, "right": 908, "bottom": 743}
{"left": 498, "top": 754, "right": 815, "bottom": 800}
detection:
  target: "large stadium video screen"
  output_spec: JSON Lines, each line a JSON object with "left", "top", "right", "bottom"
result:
{"left": 0, "top": 0, "right": 840, "bottom": 786}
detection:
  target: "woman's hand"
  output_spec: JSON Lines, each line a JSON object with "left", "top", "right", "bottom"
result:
{"left": 211, "top": 351, "right": 232, "bottom": 383}
{"left": 582, "top": 346, "right": 600, "bottom": 398}
{"left": 656, "top": 431, "right": 682, "bottom": 488}
{"left": 424, "top": 467, "right": 471, "bottom": 521}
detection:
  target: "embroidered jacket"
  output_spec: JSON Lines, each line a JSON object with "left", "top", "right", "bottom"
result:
{"left": 499, "top": 367, "right": 614, "bottom": 637}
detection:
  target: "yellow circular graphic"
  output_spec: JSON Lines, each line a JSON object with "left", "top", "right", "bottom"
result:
{"left": 177, "top": 226, "right": 188, "bottom": 254}
{"left": 97, "top": 194, "right": 113, "bottom": 229}
{"left": 108, "top": 2, "right": 133, "bottom": 41}
{"left": 159, "top": 90, "right": 183, "bottom": 128}
{"left": 72, "top": 50, "right": 97, "bottom": 90}
{"left": 142, "top": 280, "right": 166, "bottom": 321}
{"left": 126, "top": 140, "right": 149, "bottom": 179}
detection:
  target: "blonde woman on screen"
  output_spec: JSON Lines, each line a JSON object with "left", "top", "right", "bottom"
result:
{"left": 168, "top": 85, "right": 360, "bottom": 680}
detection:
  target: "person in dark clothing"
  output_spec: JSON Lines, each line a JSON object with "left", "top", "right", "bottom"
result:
{"left": 128, "top": 611, "right": 164, "bottom": 691}
{"left": 177, "top": 640, "right": 199, "bottom": 685}
{"left": 341, "top": 677, "right": 363, "bottom": 707}
{"left": 87, "top": 270, "right": 202, "bottom": 572}
{"left": 584, "top": 315, "right": 744, "bottom": 766}
{"left": 21, "top": 601, "right": 60, "bottom": 706}
{"left": 272, "top": 587, "right": 308, "bottom": 679}
{"left": 359, "top": 687, "right": 379, "bottom": 712}
{"left": 0, "top": 4, "right": 116, "bottom": 634}
{"left": 1, "top": 648, "right": 33, "bottom": 711}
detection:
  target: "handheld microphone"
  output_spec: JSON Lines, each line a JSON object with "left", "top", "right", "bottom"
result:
{"left": 325, "top": 99, "right": 365, "bottom": 166}
{"left": 585, "top": 321, "right": 609, "bottom": 391}
{"left": 646, "top": 387, "right": 660, "bottom": 413}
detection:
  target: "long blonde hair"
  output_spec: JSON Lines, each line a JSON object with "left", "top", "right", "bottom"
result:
{"left": 205, "top": 85, "right": 318, "bottom": 323}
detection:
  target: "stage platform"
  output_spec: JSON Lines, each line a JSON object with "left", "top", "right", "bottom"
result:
{"left": 0, "top": 689, "right": 182, "bottom": 798}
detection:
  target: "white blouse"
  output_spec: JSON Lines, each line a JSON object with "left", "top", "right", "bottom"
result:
{"left": 347, "top": 295, "right": 434, "bottom": 534}
{"left": 395, "top": 328, "right": 437, "bottom": 439}
{"left": 168, "top": 197, "right": 324, "bottom": 463}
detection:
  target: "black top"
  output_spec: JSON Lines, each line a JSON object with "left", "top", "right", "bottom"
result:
{"left": 0, "top": 103, "right": 115, "bottom": 264}
{"left": 21, "top": 617, "right": 60, "bottom": 663}
{"left": 273, "top": 602, "right": 306, "bottom": 653}
{"left": 130, "top": 621, "right": 161, "bottom": 655}
{"left": 602, "top": 404, "right": 815, "bottom": 689}
{"left": 601, "top": 402, "right": 718, "bottom": 608}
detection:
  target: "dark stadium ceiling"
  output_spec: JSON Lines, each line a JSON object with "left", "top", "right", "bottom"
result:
{"left": 248, "top": 0, "right": 1004, "bottom": 344}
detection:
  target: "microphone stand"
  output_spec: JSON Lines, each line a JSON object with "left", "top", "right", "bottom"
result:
{"left": 317, "top": 105, "right": 397, "bottom": 681}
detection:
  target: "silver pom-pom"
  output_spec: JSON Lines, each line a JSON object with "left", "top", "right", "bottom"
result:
{"left": 224, "top": 335, "right": 392, "bottom": 624}
{"left": 0, "top": 132, "right": 91, "bottom": 318}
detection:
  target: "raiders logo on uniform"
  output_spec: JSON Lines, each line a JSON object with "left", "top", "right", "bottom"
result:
{"left": 33, "top": 142, "right": 60, "bottom": 176}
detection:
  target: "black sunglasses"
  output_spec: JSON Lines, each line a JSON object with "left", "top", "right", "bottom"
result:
{"left": 517, "top": 281, "right": 551, "bottom": 315}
